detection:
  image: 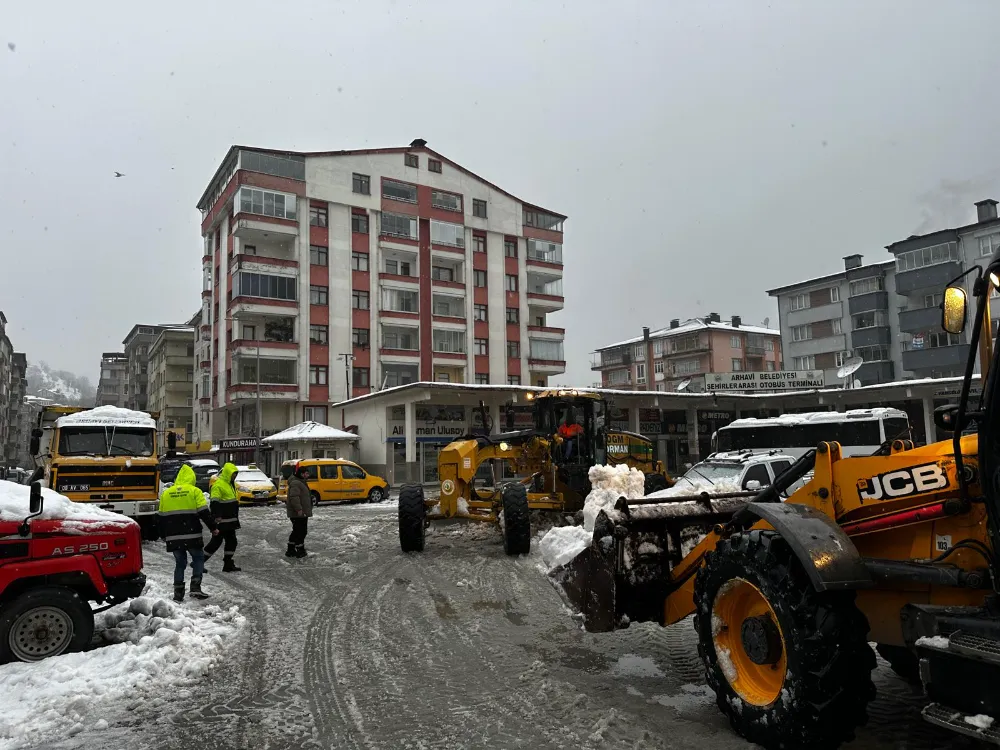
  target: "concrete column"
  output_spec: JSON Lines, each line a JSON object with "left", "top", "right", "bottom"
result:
{"left": 490, "top": 401, "right": 502, "bottom": 436}
{"left": 685, "top": 405, "right": 700, "bottom": 463}
{"left": 628, "top": 405, "right": 640, "bottom": 434}
{"left": 922, "top": 395, "right": 936, "bottom": 446}
{"left": 404, "top": 400, "right": 417, "bottom": 481}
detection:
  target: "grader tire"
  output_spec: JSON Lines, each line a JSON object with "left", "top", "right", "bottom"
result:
{"left": 398, "top": 484, "right": 426, "bottom": 553}
{"left": 644, "top": 473, "right": 670, "bottom": 495}
{"left": 693, "top": 530, "right": 875, "bottom": 750}
{"left": 501, "top": 483, "right": 531, "bottom": 555}
{"left": 876, "top": 644, "right": 921, "bottom": 683}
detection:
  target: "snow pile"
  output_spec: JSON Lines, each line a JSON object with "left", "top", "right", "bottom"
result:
{"left": 55, "top": 405, "right": 155, "bottom": 429}
{"left": 538, "top": 525, "right": 592, "bottom": 571}
{"left": 261, "top": 421, "right": 358, "bottom": 442}
{"left": 645, "top": 476, "right": 742, "bottom": 500}
{"left": 0, "top": 590, "right": 244, "bottom": 748}
{"left": 0, "top": 480, "right": 133, "bottom": 528}
{"left": 915, "top": 635, "right": 950, "bottom": 649}
{"left": 965, "top": 714, "right": 995, "bottom": 730}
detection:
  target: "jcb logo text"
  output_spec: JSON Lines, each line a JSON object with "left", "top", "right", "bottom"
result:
{"left": 857, "top": 463, "right": 948, "bottom": 503}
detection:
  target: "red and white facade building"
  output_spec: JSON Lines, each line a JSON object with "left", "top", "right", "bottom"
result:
{"left": 193, "top": 140, "right": 566, "bottom": 453}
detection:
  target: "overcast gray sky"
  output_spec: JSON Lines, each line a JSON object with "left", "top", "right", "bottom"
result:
{"left": 3, "top": 0, "right": 1000, "bottom": 386}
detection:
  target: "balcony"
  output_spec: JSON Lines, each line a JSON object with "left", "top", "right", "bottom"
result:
{"left": 898, "top": 306, "right": 943, "bottom": 334}
{"left": 528, "top": 358, "right": 566, "bottom": 374}
{"left": 232, "top": 253, "right": 298, "bottom": 272}
{"left": 850, "top": 326, "right": 891, "bottom": 349}
{"left": 895, "top": 261, "right": 962, "bottom": 296}
{"left": 785, "top": 334, "right": 846, "bottom": 357}
{"left": 901, "top": 344, "right": 967, "bottom": 373}
{"left": 229, "top": 297, "right": 299, "bottom": 317}
{"left": 526, "top": 291, "right": 564, "bottom": 312}
{"left": 745, "top": 345, "right": 766, "bottom": 357}
{"left": 226, "top": 383, "right": 298, "bottom": 401}
{"left": 591, "top": 350, "right": 629, "bottom": 369}
{"left": 232, "top": 216, "right": 298, "bottom": 241}
{"left": 847, "top": 290, "right": 888, "bottom": 315}
{"left": 230, "top": 339, "right": 299, "bottom": 359}
{"left": 855, "top": 361, "right": 895, "bottom": 385}
{"left": 527, "top": 325, "right": 565, "bottom": 340}
{"left": 786, "top": 301, "right": 843, "bottom": 327}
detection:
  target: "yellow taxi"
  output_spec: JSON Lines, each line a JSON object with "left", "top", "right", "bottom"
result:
{"left": 209, "top": 464, "right": 278, "bottom": 505}
{"left": 277, "top": 459, "right": 390, "bottom": 506}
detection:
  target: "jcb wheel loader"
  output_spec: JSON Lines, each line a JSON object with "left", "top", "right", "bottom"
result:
{"left": 397, "top": 390, "right": 672, "bottom": 555}
{"left": 555, "top": 260, "right": 1000, "bottom": 748}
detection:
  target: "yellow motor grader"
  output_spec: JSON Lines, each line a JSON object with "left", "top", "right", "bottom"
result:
{"left": 554, "top": 262, "right": 1000, "bottom": 749}
{"left": 397, "top": 390, "right": 672, "bottom": 554}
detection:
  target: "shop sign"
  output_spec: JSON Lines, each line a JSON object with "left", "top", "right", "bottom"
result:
{"left": 705, "top": 370, "right": 825, "bottom": 392}
{"left": 220, "top": 437, "right": 259, "bottom": 450}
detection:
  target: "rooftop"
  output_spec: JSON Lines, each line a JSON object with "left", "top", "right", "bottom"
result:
{"left": 262, "top": 421, "right": 360, "bottom": 443}
{"left": 766, "top": 259, "right": 895, "bottom": 296}
{"left": 595, "top": 318, "right": 781, "bottom": 352}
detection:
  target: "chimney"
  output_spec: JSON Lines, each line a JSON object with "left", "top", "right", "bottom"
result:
{"left": 843, "top": 254, "right": 863, "bottom": 270}
{"left": 731, "top": 315, "right": 741, "bottom": 328}
{"left": 976, "top": 199, "right": 998, "bottom": 223}
{"left": 410, "top": 138, "right": 428, "bottom": 148}
{"left": 709, "top": 312, "right": 721, "bottom": 323}
{"left": 669, "top": 318, "right": 680, "bottom": 329}
{"left": 642, "top": 326, "right": 650, "bottom": 340}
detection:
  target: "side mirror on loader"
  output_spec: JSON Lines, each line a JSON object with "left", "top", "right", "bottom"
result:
{"left": 934, "top": 403, "right": 978, "bottom": 434}
{"left": 28, "top": 428, "right": 41, "bottom": 458}
{"left": 942, "top": 286, "right": 968, "bottom": 334}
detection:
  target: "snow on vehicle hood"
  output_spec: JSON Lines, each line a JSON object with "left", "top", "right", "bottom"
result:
{"left": 0, "top": 480, "right": 134, "bottom": 529}
{"left": 644, "top": 477, "right": 743, "bottom": 500}
{"left": 54, "top": 405, "right": 156, "bottom": 430}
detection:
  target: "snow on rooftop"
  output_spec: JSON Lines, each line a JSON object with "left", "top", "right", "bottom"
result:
{"left": 724, "top": 407, "right": 908, "bottom": 429}
{"left": 0, "top": 480, "right": 135, "bottom": 529}
{"left": 596, "top": 318, "right": 781, "bottom": 351}
{"left": 261, "top": 421, "right": 359, "bottom": 443}
{"left": 55, "top": 405, "right": 156, "bottom": 430}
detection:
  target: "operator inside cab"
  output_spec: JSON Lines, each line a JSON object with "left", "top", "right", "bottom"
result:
{"left": 557, "top": 405, "right": 585, "bottom": 461}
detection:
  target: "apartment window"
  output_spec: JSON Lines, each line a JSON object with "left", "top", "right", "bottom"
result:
{"left": 432, "top": 295, "right": 464, "bottom": 317}
{"left": 731, "top": 335, "right": 741, "bottom": 348}
{"left": 310, "top": 245, "right": 328, "bottom": 266}
{"left": 304, "top": 406, "right": 328, "bottom": 424}
{"left": 526, "top": 239, "right": 562, "bottom": 264}
{"left": 832, "top": 319, "right": 843, "bottom": 335}
{"left": 732, "top": 359, "right": 743, "bottom": 371}
{"left": 630, "top": 344, "right": 643, "bottom": 361}
{"left": 384, "top": 179, "right": 418, "bottom": 203}
{"left": 352, "top": 367, "right": 370, "bottom": 386}
{"left": 382, "top": 326, "right": 418, "bottom": 350}
{"left": 924, "top": 293, "right": 944, "bottom": 308}
{"left": 431, "top": 220, "right": 465, "bottom": 247}
{"left": 428, "top": 158, "right": 442, "bottom": 173}
{"left": 309, "top": 205, "right": 328, "bottom": 227}
{"left": 243, "top": 244, "right": 257, "bottom": 256}
{"left": 381, "top": 212, "right": 418, "bottom": 239}
{"left": 352, "top": 173, "right": 370, "bottom": 195}
{"left": 896, "top": 242, "right": 958, "bottom": 272}
{"left": 405, "top": 153, "right": 419, "bottom": 168}
{"left": 506, "top": 307, "right": 519, "bottom": 324}
{"left": 852, "top": 310, "right": 887, "bottom": 329}
{"left": 507, "top": 376, "right": 521, "bottom": 385}
{"left": 608, "top": 369, "right": 631, "bottom": 384}
{"left": 470, "top": 270, "right": 488, "bottom": 289}
{"left": 385, "top": 259, "right": 413, "bottom": 276}
{"left": 242, "top": 324, "right": 256, "bottom": 341}
{"left": 504, "top": 240, "right": 518, "bottom": 258}
{"left": 855, "top": 345, "right": 890, "bottom": 362}
{"left": 382, "top": 288, "right": 418, "bottom": 313}
{"left": 473, "top": 199, "right": 487, "bottom": 218}
{"left": 352, "top": 328, "right": 370, "bottom": 347}
{"left": 474, "top": 304, "right": 488, "bottom": 322}
{"left": 236, "top": 272, "right": 296, "bottom": 301}
{"left": 473, "top": 235, "right": 486, "bottom": 253}
{"left": 237, "top": 358, "right": 296, "bottom": 385}
{"left": 352, "top": 290, "right": 370, "bottom": 310}
{"left": 310, "top": 285, "right": 328, "bottom": 305}
{"left": 505, "top": 274, "right": 518, "bottom": 292}
{"left": 475, "top": 373, "right": 489, "bottom": 385}
{"left": 507, "top": 341, "right": 521, "bottom": 359}
{"left": 237, "top": 187, "right": 297, "bottom": 220}
{"left": 653, "top": 339, "right": 664, "bottom": 356}
{"left": 432, "top": 266, "right": 456, "bottom": 282}
{"left": 431, "top": 190, "right": 462, "bottom": 212}
{"left": 849, "top": 276, "right": 883, "bottom": 297}
{"left": 789, "top": 293, "right": 809, "bottom": 311}
{"left": 766, "top": 340, "right": 775, "bottom": 351}
{"left": 350, "top": 251, "right": 369, "bottom": 272}
{"left": 830, "top": 287, "right": 841, "bottom": 303}
{"left": 925, "top": 332, "right": 964, "bottom": 349}
{"left": 654, "top": 361, "right": 664, "bottom": 374}
{"left": 352, "top": 213, "right": 369, "bottom": 233}
{"left": 834, "top": 351, "right": 846, "bottom": 368}
{"left": 309, "top": 366, "right": 328, "bottom": 385}
{"left": 981, "top": 233, "right": 1000, "bottom": 257}
{"left": 792, "top": 355, "right": 816, "bottom": 370}
{"left": 791, "top": 324, "right": 812, "bottom": 342}
{"left": 474, "top": 338, "right": 488, "bottom": 355}
{"left": 432, "top": 329, "right": 466, "bottom": 353}
{"left": 766, "top": 361, "right": 776, "bottom": 372}
{"left": 309, "top": 325, "right": 329, "bottom": 345}
{"left": 636, "top": 363, "right": 647, "bottom": 384}
{"left": 523, "top": 209, "right": 564, "bottom": 232}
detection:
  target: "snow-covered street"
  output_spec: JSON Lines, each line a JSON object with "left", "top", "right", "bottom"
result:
{"left": 9, "top": 503, "right": 979, "bottom": 750}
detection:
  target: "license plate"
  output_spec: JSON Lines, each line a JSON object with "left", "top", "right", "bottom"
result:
{"left": 65, "top": 484, "right": 91, "bottom": 492}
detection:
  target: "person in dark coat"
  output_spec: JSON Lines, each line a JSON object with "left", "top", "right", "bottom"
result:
{"left": 158, "top": 464, "right": 219, "bottom": 601}
{"left": 204, "top": 462, "right": 241, "bottom": 571}
{"left": 282, "top": 463, "right": 313, "bottom": 558}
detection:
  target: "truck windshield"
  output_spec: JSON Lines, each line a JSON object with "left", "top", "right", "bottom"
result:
{"left": 58, "top": 427, "right": 154, "bottom": 457}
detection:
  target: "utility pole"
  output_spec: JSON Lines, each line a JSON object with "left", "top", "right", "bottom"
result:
{"left": 255, "top": 343, "right": 261, "bottom": 466}
{"left": 338, "top": 353, "right": 356, "bottom": 401}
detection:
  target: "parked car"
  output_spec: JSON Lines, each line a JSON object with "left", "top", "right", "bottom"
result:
{"left": 277, "top": 458, "right": 389, "bottom": 505}
{"left": 668, "top": 451, "right": 806, "bottom": 496}
{"left": 187, "top": 458, "right": 221, "bottom": 493}
{"left": 232, "top": 465, "right": 278, "bottom": 505}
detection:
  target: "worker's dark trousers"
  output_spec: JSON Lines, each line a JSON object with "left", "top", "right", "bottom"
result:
{"left": 288, "top": 518, "right": 308, "bottom": 547}
{"left": 204, "top": 527, "right": 238, "bottom": 559}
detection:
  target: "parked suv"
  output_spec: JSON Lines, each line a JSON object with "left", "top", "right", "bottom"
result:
{"left": 278, "top": 459, "right": 389, "bottom": 505}
{"left": 671, "top": 451, "right": 804, "bottom": 495}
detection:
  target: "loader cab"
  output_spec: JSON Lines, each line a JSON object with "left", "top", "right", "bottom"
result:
{"left": 532, "top": 394, "right": 605, "bottom": 467}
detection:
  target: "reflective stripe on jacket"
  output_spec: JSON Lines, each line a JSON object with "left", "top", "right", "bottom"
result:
{"left": 159, "top": 464, "right": 216, "bottom": 551}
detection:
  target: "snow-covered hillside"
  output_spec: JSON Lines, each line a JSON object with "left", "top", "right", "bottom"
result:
{"left": 26, "top": 361, "right": 95, "bottom": 406}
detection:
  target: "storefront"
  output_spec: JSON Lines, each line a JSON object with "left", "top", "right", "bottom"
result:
{"left": 218, "top": 437, "right": 263, "bottom": 472}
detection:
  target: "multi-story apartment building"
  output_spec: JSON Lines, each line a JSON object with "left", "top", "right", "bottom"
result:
{"left": 0, "top": 313, "right": 12, "bottom": 465}
{"left": 591, "top": 315, "right": 782, "bottom": 392}
{"left": 122, "top": 325, "right": 166, "bottom": 412}
{"left": 769, "top": 255, "right": 904, "bottom": 387}
{"left": 96, "top": 352, "right": 128, "bottom": 407}
{"left": 193, "top": 140, "right": 566, "bottom": 446}
{"left": 147, "top": 327, "right": 196, "bottom": 447}
{"left": 5, "top": 353, "right": 26, "bottom": 466}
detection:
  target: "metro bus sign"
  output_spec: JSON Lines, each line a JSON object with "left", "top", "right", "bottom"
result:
{"left": 706, "top": 370, "right": 826, "bottom": 392}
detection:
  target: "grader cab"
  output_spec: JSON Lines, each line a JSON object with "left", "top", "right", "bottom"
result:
{"left": 397, "top": 390, "right": 672, "bottom": 555}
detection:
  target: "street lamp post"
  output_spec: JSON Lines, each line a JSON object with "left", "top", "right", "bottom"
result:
{"left": 338, "top": 353, "right": 356, "bottom": 402}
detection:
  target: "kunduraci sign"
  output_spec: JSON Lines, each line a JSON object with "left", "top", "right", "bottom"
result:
{"left": 705, "top": 370, "right": 826, "bottom": 392}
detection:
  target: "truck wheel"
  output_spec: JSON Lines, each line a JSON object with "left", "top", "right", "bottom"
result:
{"left": 644, "top": 473, "right": 669, "bottom": 495}
{"left": 501, "top": 483, "right": 531, "bottom": 555}
{"left": 693, "top": 530, "right": 875, "bottom": 749}
{"left": 876, "top": 644, "right": 920, "bottom": 683}
{"left": 398, "top": 484, "right": 426, "bottom": 552}
{"left": 0, "top": 586, "right": 95, "bottom": 663}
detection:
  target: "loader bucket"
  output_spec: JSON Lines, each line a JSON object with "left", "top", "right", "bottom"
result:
{"left": 550, "top": 525, "right": 620, "bottom": 633}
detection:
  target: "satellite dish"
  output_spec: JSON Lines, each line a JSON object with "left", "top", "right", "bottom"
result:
{"left": 836, "top": 356, "right": 864, "bottom": 380}
{"left": 762, "top": 317, "right": 770, "bottom": 328}
{"left": 851, "top": 379, "right": 862, "bottom": 390}
{"left": 676, "top": 379, "right": 691, "bottom": 392}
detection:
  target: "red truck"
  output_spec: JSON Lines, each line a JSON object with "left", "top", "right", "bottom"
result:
{"left": 0, "top": 482, "right": 146, "bottom": 662}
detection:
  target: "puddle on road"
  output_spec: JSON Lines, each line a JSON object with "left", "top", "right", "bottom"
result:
{"left": 430, "top": 592, "right": 457, "bottom": 619}
{"left": 471, "top": 599, "right": 527, "bottom": 626}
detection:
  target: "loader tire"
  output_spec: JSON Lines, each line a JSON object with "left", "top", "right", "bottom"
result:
{"left": 501, "top": 483, "right": 531, "bottom": 555}
{"left": 398, "top": 484, "right": 426, "bottom": 553}
{"left": 693, "top": 530, "right": 875, "bottom": 750}
{"left": 876, "top": 644, "right": 921, "bottom": 683}
{"left": 644, "top": 473, "right": 669, "bottom": 496}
